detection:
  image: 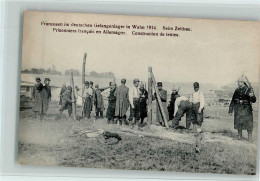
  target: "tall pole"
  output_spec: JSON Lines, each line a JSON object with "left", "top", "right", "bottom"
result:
{"left": 82, "top": 53, "right": 87, "bottom": 117}
{"left": 150, "top": 72, "right": 169, "bottom": 129}
{"left": 70, "top": 72, "right": 77, "bottom": 121}
{"left": 148, "top": 67, "right": 153, "bottom": 124}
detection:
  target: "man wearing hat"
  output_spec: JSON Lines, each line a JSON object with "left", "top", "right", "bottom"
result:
{"left": 128, "top": 79, "right": 141, "bottom": 125}
{"left": 115, "top": 78, "right": 129, "bottom": 125}
{"left": 153, "top": 82, "right": 169, "bottom": 126}
{"left": 32, "top": 77, "right": 44, "bottom": 118}
{"left": 106, "top": 82, "right": 117, "bottom": 124}
{"left": 83, "top": 81, "right": 93, "bottom": 119}
{"left": 41, "top": 78, "right": 52, "bottom": 115}
{"left": 229, "top": 76, "right": 256, "bottom": 142}
{"left": 168, "top": 85, "right": 180, "bottom": 121}
{"left": 190, "top": 82, "right": 205, "bottom": 130}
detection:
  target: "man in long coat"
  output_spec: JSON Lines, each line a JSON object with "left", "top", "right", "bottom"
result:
{"left": 139, "top": 82, "right": 148, "bottom": 125}
{"left": 229, "top": 76, "right": 256, "bottom": 142}
{"left": 106, "top": 82, "right": 117, "bottom": 124}
{"left": 42, "top": 78, "right": 51, "bottom": 115}
{"left": 94, "top": 84, "right": 109, "bottom": 119}
{"left": 32, "top": 77, "right": 43, "bottom": 118}
{"left": 115, "top": 78, "right": 129, "bottom": 125}
{"left": 153, "top": 82, "right": 169, "bottom": 126}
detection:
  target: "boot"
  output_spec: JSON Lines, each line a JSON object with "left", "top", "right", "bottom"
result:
{"left": 96, "top": 112, "right": 99, "bottom": 119}
{"left": 107, "top": 119, "right": 110, "bottom": 124}
{"left": 140, "top": 118, "right": 144, "bottom": 125}
{"left": 237, "top": 129, "right": 242, "bottom": 140}
{"left": 100, "top": 111, "right": 104, "bottom": 119}
{"left": 248, "top": 130, "right": 253, "bottom": 143}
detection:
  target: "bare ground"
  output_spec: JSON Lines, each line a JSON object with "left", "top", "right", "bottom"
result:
{"left": 18, "top": 102, "right": 258, "bottom": 175}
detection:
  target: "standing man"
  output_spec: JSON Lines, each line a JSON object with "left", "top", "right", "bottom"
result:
{"left": 59, "top": 83, "right": 67, "bottom": 105}
{"left": 172, "top": 96, "right": 194, "bottom": 130}
{"left": 83, "top": 81, "right": 93, "bottom": 119}
{"left": 139, "top": 82, "right": 148, "bottom": 125}
{"left": 42, "top": 78, "right": 52, "bottom": 116}
{"left": 32, "top": 77, "right": 43, "bottom": 118}
{"left": 229, "top": 76, "right": 256, "bottom": 142}
{"left": 153, "top": 82, "right": 169, "bottom": 126}
{"left": 59, "top": 86, "right": 75, "bottom": 117}
{"left": 168, "top": 85, "right": 180, "bottom": 120}
{"left": 190, "top": 82, "right": 205, "bottom": 130}
{"left": 115, "top": 78, "right": 129, "bottom": 125}
{"left": 128, "top": 79, "right": 141, "bottom": 125}
{"left": 89, "top": 81, "right": 95, "bottom": 112}
{"left": 94, "top": 84, "right": 107, "bottom": 119}
{"left": 106, "top": 82, "right": 117, "bottom": 124}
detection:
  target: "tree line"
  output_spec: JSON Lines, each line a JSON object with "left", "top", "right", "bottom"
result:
{"left": 22, "top": 67, "right": 115, "bottom": 79}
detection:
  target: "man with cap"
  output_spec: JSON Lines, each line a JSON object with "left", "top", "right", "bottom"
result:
{"left": 139, "top": 82, "right": 148, "bottom": 125}
{"left": 168, "top": 85, "right": 180, "bottom": 121}
{"left": 190, "top": 82, "right": 205, "bottom": 130}
{"left": 83, "top": 81, "right": 93, "bottom": 119}
{"left": 59, "top": 86, "right": 76, "bottom": 117}
{"left": 32, "top": 77, "right": 44, "bottom": 118}
{"left": 59, "top": 83, "right": 67, "bottom": 105}
{"left": 114, "top": 78, "right": 129, "bottom": 125}
{"left": 128, "top": 79, "right": 141, "bottom": 125}
{"left": 106, "top": 82, "right": 117, "bottom": 124}
{"left": 153, "top": 82, "right": 169, "bottom": 126}
{"left": 42, "top": 78, "right": 52, "bottom": 115}
{"left": 229, "top": 76, "right": 256, "bottom": 142}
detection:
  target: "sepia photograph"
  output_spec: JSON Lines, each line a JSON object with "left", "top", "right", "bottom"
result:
{"left": 18, "top": 11, "right": 260, "bottom": 175}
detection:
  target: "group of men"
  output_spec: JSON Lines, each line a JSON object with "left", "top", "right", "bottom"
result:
{"left": 31, "top": 77, "right": 52, "bottom": 120}
{"left": 31, "top": 75, "right": 257, "bottom": 142}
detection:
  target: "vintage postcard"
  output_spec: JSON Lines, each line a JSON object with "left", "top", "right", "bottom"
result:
{"left": 19, "top": 11, "right": 260, "bottom": 175}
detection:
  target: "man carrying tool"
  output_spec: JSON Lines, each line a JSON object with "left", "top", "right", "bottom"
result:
{"left": 229, "top": 76, "right": 256, "bottom": 142}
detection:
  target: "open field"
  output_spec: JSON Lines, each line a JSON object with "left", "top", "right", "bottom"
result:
{"left": 18, "top": 101, "right": 258, "bottom": 175}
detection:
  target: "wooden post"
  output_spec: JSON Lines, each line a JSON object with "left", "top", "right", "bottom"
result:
{"left": 70, "top": 72, "right": 77, "bottom": 121}
{"left": 147, "top": 67, "right": 153, "bottom": 124}
{"left": 150, "top": 72, "right": 169, "bottom": 129}
{"left": 82, "top": 53, "right": 87, "bottom": 117}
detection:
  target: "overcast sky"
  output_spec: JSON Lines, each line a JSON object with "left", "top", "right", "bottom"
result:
{"left": 22, "top": 12, "right": 260, "bottom": 87}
